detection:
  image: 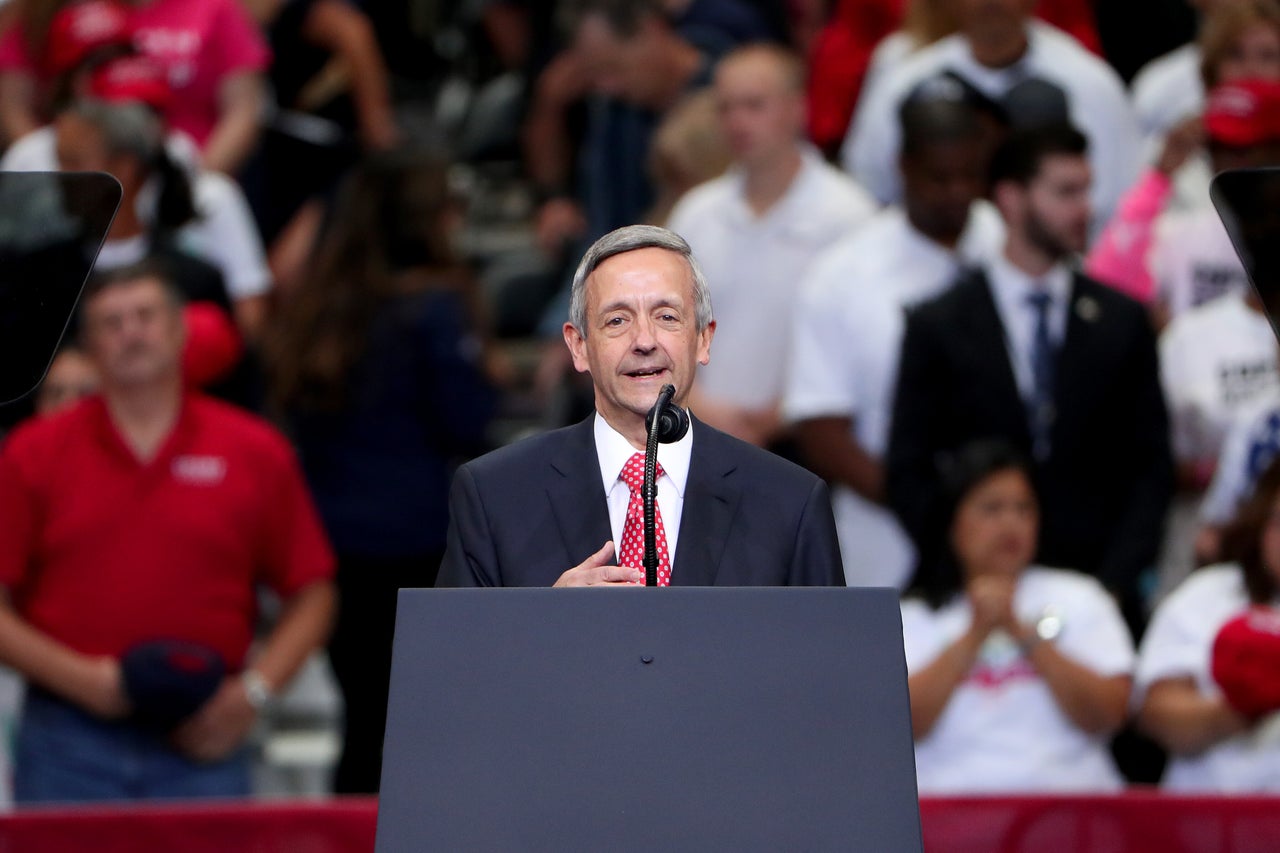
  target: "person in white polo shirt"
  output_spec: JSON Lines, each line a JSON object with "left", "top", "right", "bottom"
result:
{"left": 783, "top": 94, "right": 1003, "bottom": 588}
{"left": 841, "top": 0, "right": 1140, "bottom": 228}
{"left": 666, "top": 43, "right": 876, "bottom": 447}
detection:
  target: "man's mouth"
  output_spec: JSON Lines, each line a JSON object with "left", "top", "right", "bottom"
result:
{"left": 624, "top": 367, "right": 668, "bottom": 379}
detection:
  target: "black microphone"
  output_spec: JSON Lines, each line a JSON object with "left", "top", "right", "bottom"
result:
{"left": 642, "top": 385, "right": 687, "bottom": 586}
{"left": 645, "top": 388, "right": 690, "bottom": 443}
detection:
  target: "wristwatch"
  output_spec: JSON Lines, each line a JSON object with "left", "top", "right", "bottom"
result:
{"left": 242, "top": 668, "right": 274, "bottom": 711}
{"left": 1020, "top": 608, "right": 1063, "bottom": 652}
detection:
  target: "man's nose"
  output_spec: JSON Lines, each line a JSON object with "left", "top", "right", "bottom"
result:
{"left": 631, "top": 317, "right": 657, "bottom": 352}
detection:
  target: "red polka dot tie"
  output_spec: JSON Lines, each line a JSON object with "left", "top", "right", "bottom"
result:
{"left": 618, "top": 452, "right": 671, "bottom": 586}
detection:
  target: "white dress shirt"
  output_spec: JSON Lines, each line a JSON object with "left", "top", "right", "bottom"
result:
{"left": 986, "top": 253, "right": 1073, "bottom": 402}
{"left": 593, "top": 412, "right": 694, "bottom": 567}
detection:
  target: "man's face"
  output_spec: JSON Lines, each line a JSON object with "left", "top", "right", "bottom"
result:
{"left": 573, "top": 14, "right": 665, "bottom": 107}
{"left": 1020, "top": 154, "right": 1093, "bottom": 260}
{"left": 901, "top": 139, "right": 989, "bottom": 244}
{"left": 81, "top": 277, "right": 185, "bottom": 389}
{"left": 714, "top": 54, "right": 803, "bottom": 167}
{"left": 564, "top": 247, "right": 714, "bottom": 434}
{"left": 956, "top": 0, "right": 1034, "bottom": 41}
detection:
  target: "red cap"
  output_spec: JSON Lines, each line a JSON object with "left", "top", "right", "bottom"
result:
{"left": 182, "top": 302, "right": 243, "bottom": 387}
{"left": 88, "top": 55, "right": 171, "bottom": 112}
{"left": 46, "top": 0, "right": 132, "bottom": 77}
{"left": 1211, "top": 607, "right": 1280, "bottom": 718}
{"left": 1204, "top": 79, "right": 1280, "bottom": 147}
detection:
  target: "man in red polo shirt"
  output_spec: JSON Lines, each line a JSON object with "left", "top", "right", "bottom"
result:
{"left": 0, "top": 262, "right": 336, "bottom": 803}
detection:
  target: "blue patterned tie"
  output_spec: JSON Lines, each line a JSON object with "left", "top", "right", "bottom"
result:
{"left": 1026, "top": 291, "right": 1056, "bottom": 460}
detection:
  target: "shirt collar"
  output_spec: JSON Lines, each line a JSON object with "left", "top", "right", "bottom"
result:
{"left": 987, "top": 251, "right": 1073, "bottom": 312}
{"left": 91, "top": 391, "right": 194, "bottom": 467}
{"left": 725, "top": 143, "right": 824, "bottom": 229}
{"left": 593, "top": 411, "right": 694, "bottom": 498}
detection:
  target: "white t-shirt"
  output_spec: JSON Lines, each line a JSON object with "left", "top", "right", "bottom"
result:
{"left": 1200, "top": 394, "right": 1280, "bottom": 526}
{"left": 1130, "top": 43, "right": 1203, "bottom": 149}
{"left": 1158, "top": 292, "right": 1280, "bottom": 465}
{"left": 1151, "top": 204, "right": 1250, "bottom": 320}
{"left": 783, "top": 202, "right": 1004, "bottom": 588}
{"left": 1136, "top": 564, "right": 1280, "bottom": 791}
{"left": 901, "top": 567, "right": 1134, "bottom": 793}
{"left": 667, "top": 147, "right": 877, "bottom": 411}
{"left": 1, "top": 125, "right": 270, "bottom": 300}
{"left": 840, "top": 22, "right": 1141, "bottom": 227}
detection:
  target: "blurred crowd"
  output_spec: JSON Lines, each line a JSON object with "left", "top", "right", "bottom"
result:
{"left": 1, "top": 0, "right": 1280, "bottom": 808}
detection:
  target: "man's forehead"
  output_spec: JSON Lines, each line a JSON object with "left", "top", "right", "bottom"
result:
{"left": 86, "top": 277, "right": 171, "bottom": 311}
{"left": 589, "top": 248, "right": 691, "bottom": 292}
{"left": 716, "top": 55, "right": 792, "bottom": 96}
{"left": 1034, "top": 154, "right": 1090, "bottom": 183}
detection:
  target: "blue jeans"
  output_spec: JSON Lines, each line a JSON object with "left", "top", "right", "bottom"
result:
{"left": 14, "top": 688, "right": 251, "bottom": 805}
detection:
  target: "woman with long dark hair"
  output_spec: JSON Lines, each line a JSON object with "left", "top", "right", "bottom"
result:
{"left": 901, "top": 440, "right": 1134, "bottom": 792}
{"left": 266, "top": 148, "right": 494, "bottom": 794}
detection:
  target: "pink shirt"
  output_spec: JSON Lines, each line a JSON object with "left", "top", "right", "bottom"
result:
{"left": 0, "top": 0, "right": 270, "bottom": 147}
{"left": 1084, "top": 168, "right": 1174, "bottom": 305}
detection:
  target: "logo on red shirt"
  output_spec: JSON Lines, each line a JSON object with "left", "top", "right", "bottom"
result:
{"left": 171, "top": 454, "right": 226, "bottom": 485}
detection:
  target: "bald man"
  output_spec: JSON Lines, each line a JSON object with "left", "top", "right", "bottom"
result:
{"left": 666, "top": 44, "right": 876, "bottom": 447}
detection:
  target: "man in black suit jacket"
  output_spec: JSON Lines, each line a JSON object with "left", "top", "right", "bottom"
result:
{"left": 887, "top": 124, "right": 1173, "bottom": 623}
{"left": 439, "top": 225, "right": 844, "bottom": 587}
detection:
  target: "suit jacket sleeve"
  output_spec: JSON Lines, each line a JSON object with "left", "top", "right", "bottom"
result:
{"left": 1096, "top": 309, "right": 1174, "bottom": 592}
{"left": 437, "top": 464, "right": 500, "bottom": 588}
{"left": 885, "top": 306, "right": 945, "bottom": 563}
{"left": 789, "top": 477, "right": 847, "bottom": 586}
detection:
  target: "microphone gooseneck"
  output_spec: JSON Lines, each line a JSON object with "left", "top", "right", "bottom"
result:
{"left": 643, "top": 384, "right": 685, "bottom": 586}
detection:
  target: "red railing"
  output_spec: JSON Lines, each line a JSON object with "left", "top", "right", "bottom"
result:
{"left": 1, "top": 793, "right": 1279, "bottom": 851}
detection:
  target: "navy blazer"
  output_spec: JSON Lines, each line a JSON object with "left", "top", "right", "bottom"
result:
{"left": 887, "top": 268, "right": 1173, "bottom": 596}
{"left": 437, "top": 415, "right": 845, "bottom": 587}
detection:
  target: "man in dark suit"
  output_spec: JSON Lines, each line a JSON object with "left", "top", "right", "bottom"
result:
{"left": 438, "top": 224, "right": 844, "bottom": 588}
{"left": 887, "top": 124, "right": 1173, "bottom": 626}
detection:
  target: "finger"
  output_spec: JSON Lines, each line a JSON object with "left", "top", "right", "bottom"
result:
{"left": 594, "top": 564, "right": 644, "bottom": 585}
{"left": 583, "top": 541, "right": 615, "bottom": 568}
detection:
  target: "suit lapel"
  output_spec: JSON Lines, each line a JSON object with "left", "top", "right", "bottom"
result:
{"left": 671, "top": 417, "right": 742, "bottom": 586}
{"left": 1053, "top": 275, "right": 1105, "bottom": 435}
{"left": 546, "top": 417, "right": 614, "bottom": 566}
{"left": 965, "top": 272, "right": 1032, "bottom": 444}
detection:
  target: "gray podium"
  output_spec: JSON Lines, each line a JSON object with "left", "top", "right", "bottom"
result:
{"left": 376, "top": 587, "right": 922, "bottom": 851}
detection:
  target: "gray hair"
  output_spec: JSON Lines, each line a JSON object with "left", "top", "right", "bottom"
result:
{"left": 66, "top": 98, "right": 164, "bottom": 163}
{"left": 568, "top": 224, "right": 714, "bottom": 335}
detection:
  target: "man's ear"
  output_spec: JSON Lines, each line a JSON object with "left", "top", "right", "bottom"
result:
{"left": 992, "top": 179, "right": 1021, "bottom": 223}
{"left": 697, "top": 319, "right": 715, "bottom": 366}
{"left": 564, "top": 322, "right": 591, "bottom": 374}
